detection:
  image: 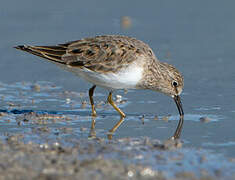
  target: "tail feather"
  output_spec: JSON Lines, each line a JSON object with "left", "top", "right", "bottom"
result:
{"left": 14, "top": 45, "right": 67, "bottom": 64}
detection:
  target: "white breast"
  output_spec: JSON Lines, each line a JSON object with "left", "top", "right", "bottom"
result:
{"left": 65, "top": 61, "right": 144, "bottom": 90}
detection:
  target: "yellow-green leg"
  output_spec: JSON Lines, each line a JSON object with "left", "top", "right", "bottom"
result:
{"left": 89, "top": 85, "right": 97, "bottom": 117}
{"left": 107, "top": 92, "right": 126, "bottom": 139}
{"left": 107, "top": 92, "right": 126, "bottom": 118}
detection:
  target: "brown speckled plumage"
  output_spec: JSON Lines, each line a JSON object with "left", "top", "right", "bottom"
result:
{"left": 137, "top": 60, "right": 184, "bottom": 96}
{"left": 15, "top": 35, "right": 184, "bottom": 138}
{"left": 14, "top": 35, "right": 183, "bottom": 95}
{"left": 16, "top": 35, "right": 155, "bottom": 73}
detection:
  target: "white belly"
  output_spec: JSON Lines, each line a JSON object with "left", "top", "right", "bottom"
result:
{"left": 63, "top": 61, "right": 144, "bottom": 90}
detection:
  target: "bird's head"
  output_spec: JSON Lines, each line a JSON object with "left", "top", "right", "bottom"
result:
{"left": 156, "top": 62, "right": 184, "bottom": 116}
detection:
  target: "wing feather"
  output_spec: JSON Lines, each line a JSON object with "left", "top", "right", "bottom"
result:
{"left": 15, "top": 35, "right": 155, "bottom": 72}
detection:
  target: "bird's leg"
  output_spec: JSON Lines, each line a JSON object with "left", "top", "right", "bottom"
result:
{"left": 107, "top": 92, "right": 126, "bottom": 139}
{"left": 107, "top": 92, "right": 126, "bottom": 118}
{"left": 89, "top": 85, "right": 97, "bottom": 117}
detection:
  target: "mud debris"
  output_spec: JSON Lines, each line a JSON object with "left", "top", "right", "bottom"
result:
{"left": 31, "top": 84, "right": 41, "bottom": 92}
{"left": 0, "top": 112, "right": 7, "bottom": 117}
{"left": 153, "top": 115, "right": 159, "bottom": 120}
{"left": 162, "top": 115, "right": 171, "bottom": 122}
{"left": 140, "top": 115, "right": 145, "bottom": 124}
{"left": 0, "top": 137, "right": 233, "bottom": 180}
{"left": 0, "top": 81, "right": 234, "bottom": 179}
{"left": 15, "top": 112, "right": 71, "bottom": 125}
{"left": 200, "top": 117, "right": 211, "bottom": 123}
{"left": 81, "top": 100, "right": 87, "bottom": 109}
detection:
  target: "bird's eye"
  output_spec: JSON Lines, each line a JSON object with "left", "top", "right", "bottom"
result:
{"left": 172, "top": 81, "right": 178, "bottom": 87}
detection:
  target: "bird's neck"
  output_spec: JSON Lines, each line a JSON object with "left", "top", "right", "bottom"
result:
{"left": 136, "top": 59, "right": 162, "bottom": 90}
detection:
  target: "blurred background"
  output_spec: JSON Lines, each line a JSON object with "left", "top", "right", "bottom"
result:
{"left": 0, "top": 0, "right": 235, "bottom": 157}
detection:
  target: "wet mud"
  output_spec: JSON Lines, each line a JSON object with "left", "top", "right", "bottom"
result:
{"left": 0, "top": 82, "right": 235, "bottom": 180}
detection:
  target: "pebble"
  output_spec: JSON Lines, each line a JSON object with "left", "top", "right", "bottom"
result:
{"left": 153, "top": 115, "right": 158, "bottom": 120}
{"left": 0, "top": 112, "right": 7, "bottom": 117}
{"left": 66, "top": 98, "right": 71, "bottom": 104}
{"left": 7, "top": 102, "right": 17, "bottom": 107}
{"left": 40, "top": 143, "right": 49, "bottom": 149}
{"left": 116, "top": 94, "right": 122, "bottom": 103}
{"left": 80, "top": 127, "right": 87, "bottom": 132}
{"left": 140, "top": 167, "right": 156, "bottom": 177}
{"left": 162, "top": 115, "right": 170, "bottom": 122}
{"left": 127, "top": 170, "right": 134, "bottom": 177}
{"left": 81, "top": 101, "right": 87, "bottom": 108}
{"left": 31, "top": 84, "right": 40, "bottom": 92}
{"left": 140, "top": 115, "right": 145, "bottom": 124}
{"left": 200, "top": 117, "right": 211, "bottom": 123}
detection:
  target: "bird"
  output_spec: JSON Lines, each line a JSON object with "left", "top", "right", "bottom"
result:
{"left": 15, "top": 35, "right": 184, "bottom": 138}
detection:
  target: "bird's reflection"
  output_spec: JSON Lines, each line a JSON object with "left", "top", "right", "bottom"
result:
{"left": 88, "top": 115, "right": 184, "bottom": 140}
{"left": 88, "top": 117, "right": 96, "bottom": 139}
{"left": 0, "top": 108, "right": 184, "bottom": 140}
{"left": 88, "top": 116, "right": 125, "bottom": 140}
{"left": 171, "top": 115, "right": 184, "bottom": 140}
{"left": 107, "top": 116, "right": 125, "bottom": 140}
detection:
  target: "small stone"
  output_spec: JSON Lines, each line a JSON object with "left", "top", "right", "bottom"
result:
{"left": 116, "top": 95, "right": 122, "bottom": 103}
{"left": 81, "top": 101, "right": 87, "bottom": 108}
{"left": 127, "top": 170, "right": 134, "bottom": 177}
{"left": 17, "top": 121, "right": 22, "bottom": 126}
{"left": 140, "top": 115, "right": 145, "bottom": 124}
{"left": 7, "top": 102, "right": 16, "bottom": 107}
{"left": 161, "top": 139, "right": 183, "bottom": 150}
{"left": 53, "top": 142, "right": 60, "bottom": 147}
{"left": 0, "top": 112, "right": 7, "bottom": 117}
{"left": 79, "top": 92, "right": 85, "bottom": 97}
{"left": 63, "top": 90, "right": 70, "bottom": 96}
{"left": 31, "top": 84, "right": 40, "bottom": 92}
{"left": 119, "top": 100, "right": 127, "bottom": 104}
{"left": 154, "top": 115, "right": 158, "bottom": 120}
{"left": 80, "top": 127, "right": 87, "bottom": 131}
{"left": 23, "top": 118, "right": 29, "bottom": 122}
{"left": 66, "top": 98, "right": 71, "bottom": 104}
{"left": 162, "top": 115, "right": 170, "bottom": 122}
{"left": 140, "top": 167, "right": 156, "bottom": 177}
{"left": 200, "top": 117, "right": 211, "bottom": 123}
{"left": 40, "top": 143, "right": 49, "bottom": 149}
{"left": 124, "top": 89, "right": 128, "bottom": 94}
{"left": 37, "top": 127, "right": 50, "bottom": 133}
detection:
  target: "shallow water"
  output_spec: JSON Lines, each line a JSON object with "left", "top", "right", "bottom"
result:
{"left": 1, "top": 0, "right": 235, "bottom": 178}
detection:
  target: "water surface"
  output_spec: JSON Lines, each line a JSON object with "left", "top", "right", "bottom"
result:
{"left": 0, "top": 0, "right": 235, "bottom": 178}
